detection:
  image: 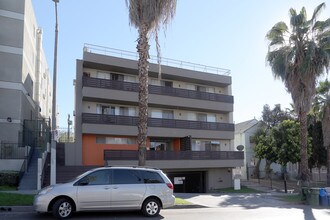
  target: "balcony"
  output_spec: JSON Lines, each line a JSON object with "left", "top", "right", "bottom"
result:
{"left": 82, "top": 76, "right": 233, "bottom": 103}
{"left": 104, "top": 150, "right": 243, "bottom": 160}
{"left": 104, "top": 150, "right": 244, "bottom": 169}
{"left": 82, "top": 113, "right": 234, "bottom": 131}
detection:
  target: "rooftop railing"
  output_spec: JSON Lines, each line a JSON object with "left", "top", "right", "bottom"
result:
{"left": 84, "top": 43, "right": 231, "bottom": 76}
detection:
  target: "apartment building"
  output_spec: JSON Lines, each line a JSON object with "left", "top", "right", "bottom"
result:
{"left": 0, "top": 0, "right": 52, "bottom": 146}
{"left": 70, "top": 44, "right": 244, "bottom": 192}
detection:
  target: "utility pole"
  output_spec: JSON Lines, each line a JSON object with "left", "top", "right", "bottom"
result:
{"left": 67, "top": 114, "right": 72, "bottom": 142}
{"left": 50, "top": 0, "right": 59, "bottom": 185}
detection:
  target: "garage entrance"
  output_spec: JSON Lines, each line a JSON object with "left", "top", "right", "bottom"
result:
{"left": 166, "top": 171, "right": 206, "bottom": 193}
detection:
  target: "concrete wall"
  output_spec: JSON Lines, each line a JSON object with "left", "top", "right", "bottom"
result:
{"left": 207, "top": 168, "right": 233, "bottom": 191}
{"left": 0, "top": 159, "right": 24, "bottom": 171}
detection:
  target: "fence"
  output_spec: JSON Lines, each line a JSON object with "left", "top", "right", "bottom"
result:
{"left": 57, "top": 127, "right": 75, "bottom": 143}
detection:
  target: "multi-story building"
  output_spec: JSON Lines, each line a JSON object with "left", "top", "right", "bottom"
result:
{"left": 0, "top": 0, "right": 52, "bottom": 146}
{"left": 69, "top": 44, "right": 244, "bottom": 192}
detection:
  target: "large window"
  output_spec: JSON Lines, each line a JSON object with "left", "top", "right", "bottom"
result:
{"left": 162, "top": 110, "right": 174, "bottom": 119}
{"left": 192, "top": 140, "right": 221, "bottom": 151}
{"left": 96, "top": 137, "right": 136, "bottom": 145}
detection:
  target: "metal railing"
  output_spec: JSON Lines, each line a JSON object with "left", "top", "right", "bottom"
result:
{"left": 82, "top": 76, "right": 234, "bottom": 103}
{"left": 84, "top": 43, "right": 231, "bottom": 76}
{"left": 104, "top": 150, "right": 244, "bottom": 161}
{"left": 0, "top": 143, "right": 27, "bottom": 159}
{"left": 82, "top": 113, "right": 234, "bottom": 131}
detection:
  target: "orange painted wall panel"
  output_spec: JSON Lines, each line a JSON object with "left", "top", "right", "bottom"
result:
{"left": 173, "top": 138, "right": 180, "bottom": 151}
{"left": 82, "top": 135, "right": 153, "bottom": 165}
{"left": 82, "top": 134, "right": 138, "bottom": 166}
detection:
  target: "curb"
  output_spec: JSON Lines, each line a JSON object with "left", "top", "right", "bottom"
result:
{"left": 0, "top": 206, "right": 34, "bottom": 212}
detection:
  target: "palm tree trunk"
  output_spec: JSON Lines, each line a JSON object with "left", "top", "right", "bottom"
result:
{"left": 299, "top": 109, "right": 310, "bottom": 186}
{"left": 323, "top": 102, "right": 330, "bottom": 185}
{"left": 137, "top": 23, "right": 150, "bottom": 166}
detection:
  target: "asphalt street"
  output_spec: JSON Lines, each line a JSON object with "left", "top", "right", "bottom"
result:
{"left": 1, "top": 193, "right": 329, "bottom": 220}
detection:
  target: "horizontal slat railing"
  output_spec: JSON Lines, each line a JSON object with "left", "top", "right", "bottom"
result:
{"left": 82, "top": 113, "right": 234, "bottom": 131}
{"left": 82, "top": 76, "right": 233, "bottom": 103}
{"left": 104, "top": 150, "right": 244, "bottom": 161}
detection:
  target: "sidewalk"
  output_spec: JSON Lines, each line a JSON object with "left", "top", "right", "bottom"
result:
{"left": 242, "top": 178, "right": 300, "bottom": 194}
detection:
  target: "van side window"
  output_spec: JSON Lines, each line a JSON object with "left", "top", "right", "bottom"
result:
{"left": 76, "top": 170, "right": 110, "bottom": 186}
{"left": 113, "top": 169, "right": 142, "bottom": 184}
{"left": 141, "top": 171, "right": 164, "bottom": 184}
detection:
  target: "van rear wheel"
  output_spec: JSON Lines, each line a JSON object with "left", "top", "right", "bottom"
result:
{"left": 142, "top": 198, "right": 161, "bottom": 217}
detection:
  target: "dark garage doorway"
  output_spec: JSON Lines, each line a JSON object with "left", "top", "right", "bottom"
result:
{"left": 166, "top": 171, "right": 206, "bottom": 193}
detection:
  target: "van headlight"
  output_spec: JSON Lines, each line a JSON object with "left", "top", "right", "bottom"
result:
{"left": 38, "top": 186, "right": 53, "bottom": 195}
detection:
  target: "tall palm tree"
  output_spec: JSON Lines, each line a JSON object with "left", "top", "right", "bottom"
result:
{"left": 313, "top": 80, "right": 330, "bottom": 184}
{"left": 126, "top": 0, "right": 176, "bottom": 166}
{"left": 266, "top": 3, "right": 330, "bottom": 186}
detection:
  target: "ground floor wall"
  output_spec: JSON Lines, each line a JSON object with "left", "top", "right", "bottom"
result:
{"left": 0, "top": 159, "right": 23, "bottom": 171}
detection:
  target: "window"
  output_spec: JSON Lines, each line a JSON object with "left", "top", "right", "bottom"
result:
{"left": 162, "top": 110, "right": 174, "bottom": 119}
{"left": 111, "top": 73, "right": 124, "bottom": 81}
{"left": 196, "top": 85, "right": 206, "bottom": 92}
{"left": 77, "top": 170, "right": 110, "bottom": 186}
{"left": 207, "top": 114, "right": 216, "bottom": 122}
{"left": 119, "top": 107, "right": 129, "bottom": 116}
{"left": 113, "top": 169, "right": 142, "bottom": 184}
{"left": 141, "top": 171, "right": 164, "bottom": 184}
{"left": 197, "top": 113, "right": 207, "bottom": 122}
{"left": 124, "top": 75, "right": 136, "bottom": 82}
{"left": 192, "top": 139, "right": 221, "bottom": 151}
{"left": 97, "top": 71, "right": 110, "bottom": 79}
{"left": 161, "top": 80, "right": 173, "bottom": 87}
{"left": 96, "top": 136, "right": 136, "bottom": 145}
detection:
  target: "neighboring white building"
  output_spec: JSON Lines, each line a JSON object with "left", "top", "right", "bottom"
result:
{"left": 234, "top": 119, "right": 282, "bottom": 180}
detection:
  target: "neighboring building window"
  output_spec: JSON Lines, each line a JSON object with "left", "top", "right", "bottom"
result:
{"left": 96, "top": 136, "right": 136, "bottom": 145}
{"left": 162, "top": 110, "right": 174, "bottom": 119}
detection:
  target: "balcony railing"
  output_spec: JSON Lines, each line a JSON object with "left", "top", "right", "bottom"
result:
{"left": 84, "top": 43, "right": 231, "bottom": 76}
{"left": 82, "top": 76, "right": 234, "bottom": 103}
{"left": 82, "top": 113, "right": 234, "bottom": 131}
{"left": 104, "top": 150, "right": 244, "bottom": 161}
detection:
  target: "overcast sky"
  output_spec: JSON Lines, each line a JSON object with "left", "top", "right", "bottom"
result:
{"left": 32, "top": 0, "right": 330, "bottom": 127}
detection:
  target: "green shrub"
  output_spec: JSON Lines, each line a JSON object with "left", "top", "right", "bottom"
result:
{"left": 0, "top": 171, "right": 19, "bottom": 187}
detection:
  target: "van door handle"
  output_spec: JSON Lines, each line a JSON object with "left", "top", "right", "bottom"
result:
{"left": 112, "top": 186, "right": 118, "bottom": 189}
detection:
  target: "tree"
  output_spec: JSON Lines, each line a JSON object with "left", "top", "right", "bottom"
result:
{"left": 313, "top": 80, "right": 330, "bottom": 184}
{"left": 126, "top": 0, "right": 176, "bottom": 166}
{"left": 266, "top": 3, "right": 330, "bottom": 186}
{"left": 262, "top": 104, "right": 293, "bottom": 128}
{"left": 308, "top": 118, "right": 326, "bottom": 180}
{"left": 272, "top": 120, "right": 301, "bottom": 192}
{"left": 253, "top": 128, "right": 277, "bottom": 178}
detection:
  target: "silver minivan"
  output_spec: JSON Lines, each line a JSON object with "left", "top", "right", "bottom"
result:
{"left": 34, "top": 167, "right": 175, "bottom": 219}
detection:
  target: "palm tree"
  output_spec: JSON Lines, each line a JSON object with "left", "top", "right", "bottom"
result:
{"left": 313, "top": 80, "right": 330, "bottom": 184}
{"left": 126, "top": 0, "right": 176, "bottom": 166}
{"left": 266, "top": 3, "right": 330, "bottom": 186}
